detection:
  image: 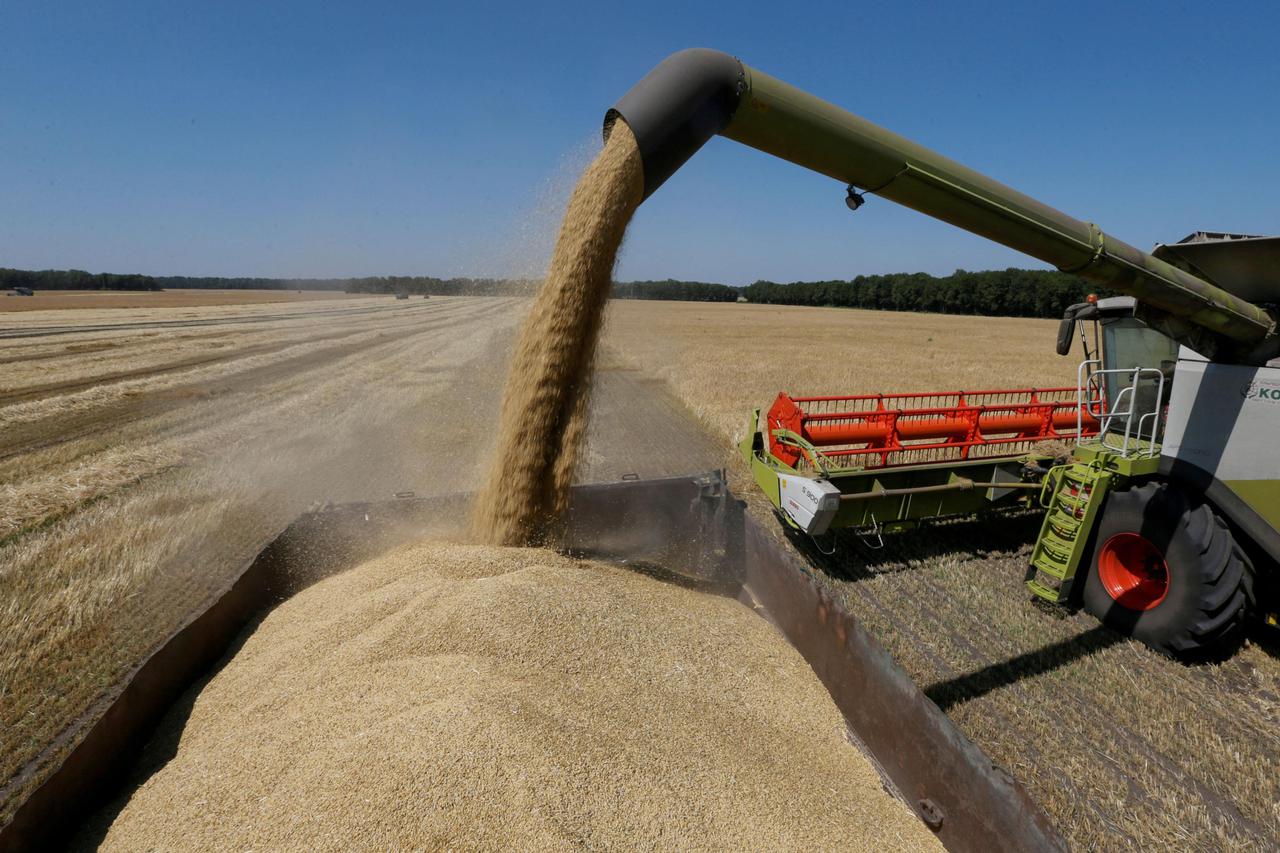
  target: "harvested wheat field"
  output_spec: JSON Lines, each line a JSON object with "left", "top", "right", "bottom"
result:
{"left": 85, "top": 542, "right": 940, "bottom": 852}
{"left": 0, "top": 288, "right": 364, "bottom": 312}
{"left": 603, "top": 299, "right": 1280, "bottom": 852}
{"left": 602, "top": 300, "right": 1076, "bottom": 444}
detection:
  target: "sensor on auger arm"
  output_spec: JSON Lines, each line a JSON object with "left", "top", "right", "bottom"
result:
{"left": 606, "top": 49, "right": 1280, "bottom": 659}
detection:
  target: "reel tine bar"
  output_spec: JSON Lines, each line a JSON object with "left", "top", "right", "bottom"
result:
{"left": 767, "top": 388, "right": 1101, "bottom": 470}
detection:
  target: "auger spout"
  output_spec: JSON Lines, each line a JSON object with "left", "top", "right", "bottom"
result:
{"left": 605, "top": 48, "right": 1276, "bottom": 363}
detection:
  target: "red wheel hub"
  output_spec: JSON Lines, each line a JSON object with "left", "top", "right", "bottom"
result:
{"left": 1098, "top": 533, "right": 1169, "bottom": 610}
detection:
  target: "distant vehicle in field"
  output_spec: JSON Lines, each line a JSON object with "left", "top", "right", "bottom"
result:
{"left": 423, "top": 293, "right": 430, "bottom": 299}
{"left": 394, "top": 291, "right": 409, "bottom": 300}
{"left": 10, "top": 287, "right": 34, "bottom": 296}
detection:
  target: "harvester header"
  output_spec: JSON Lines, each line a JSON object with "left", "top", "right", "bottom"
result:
{"left": 766, "top": 388, "right": 1099, "bottom": 471}
{"left": 606, "top": 48, "right": 1277, "bottom": 363}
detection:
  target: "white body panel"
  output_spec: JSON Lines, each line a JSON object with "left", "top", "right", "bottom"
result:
{"left": 777, "top": 474, "right": 842, "bottom": 535}
{"left": 1161, "top": 347, "right": 1280, "bottom": 482}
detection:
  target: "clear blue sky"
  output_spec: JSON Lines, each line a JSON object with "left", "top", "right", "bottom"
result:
{"left": 3, "top": 1, "right": 1277, "bottom": 284}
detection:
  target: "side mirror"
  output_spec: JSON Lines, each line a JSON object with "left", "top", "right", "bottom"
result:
{"left": 1056, "top": 318, "right": 1075, "bottom": 356}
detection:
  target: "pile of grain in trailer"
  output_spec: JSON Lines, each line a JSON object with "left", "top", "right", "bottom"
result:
{"left": 89, "top": 542, "right": 942, "bottom": 851}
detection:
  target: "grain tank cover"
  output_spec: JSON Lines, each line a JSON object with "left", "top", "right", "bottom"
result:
{"left": 1153, "top": 232, "right": 1280, "bottom": 305}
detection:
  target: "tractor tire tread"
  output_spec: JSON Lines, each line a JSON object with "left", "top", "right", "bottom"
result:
{"left": 1082, "top": 481, "right": 1252, "bottom": 659}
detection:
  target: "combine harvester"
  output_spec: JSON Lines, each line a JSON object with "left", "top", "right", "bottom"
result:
{"left": 8, "top": 49, "right": 1277, "bottom": 852}
{"left": 604, "top": 48, "right": 1279, "bottom": 660}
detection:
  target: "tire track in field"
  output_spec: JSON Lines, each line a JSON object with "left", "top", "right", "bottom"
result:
{"left": 0, "top": 299, "right": 442, "bottom": 340}
{"left": 837, "top": 541, "right": 1270, "bottom": 848}
{"left": 0, "top": 299, "right": 516, "bottom": 463}
{"left": 0, "top": 296, "right": 496, "bottom": 402}
{"left": 0, "top": 299, "right": 521, "bottom": 545}
{"left": 894, "top": 554, "right": 1275, "bottom": 845}
{"left": 0, "top": 332, "right": 371, "bottom": 403}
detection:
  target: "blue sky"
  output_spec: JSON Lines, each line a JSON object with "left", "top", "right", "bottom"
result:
{"left": 2, "top": 1, "right": 1277, "bottom": 284}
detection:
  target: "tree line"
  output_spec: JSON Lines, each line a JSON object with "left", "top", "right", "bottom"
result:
{"left": 613, "top": 280, "right": 739, "bottom": 302}
{"left": 152, "top": 275, "right": 533, "bottom": 296}
{"left": 741, "top": 269, "right": 1101, "bottom": 318}
{"left": 0, "top": 268, "right": 161, "bottom": 291}
{"left": 4, "top": 266, "right": 1102, "bottom": 317}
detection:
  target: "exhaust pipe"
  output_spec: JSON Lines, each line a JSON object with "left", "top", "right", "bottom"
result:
{"left": 606, "top": 49, "right": 1276, "bottom": 363}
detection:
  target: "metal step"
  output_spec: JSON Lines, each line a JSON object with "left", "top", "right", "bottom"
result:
{"left": 1026, "top": 464, "right": 1113, "bottom": 604}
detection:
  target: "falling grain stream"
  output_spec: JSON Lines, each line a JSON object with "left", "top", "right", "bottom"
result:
{"left": 473, "top": 122, "right": 644, "bottom": 544}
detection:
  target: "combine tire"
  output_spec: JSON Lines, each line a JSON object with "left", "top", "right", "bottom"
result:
{"left": 1082, "top": 481, "right": 1253, "bottom": 659}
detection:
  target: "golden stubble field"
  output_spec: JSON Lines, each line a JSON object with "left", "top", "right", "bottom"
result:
{"left": 601, "top": 299, "right": 1280, "bottom": 852}
{"left": 0, "top": 288, "right": 365, "bottom": 312}
{"left": 601, "top": 300, "right": 1078, "bottom": 443}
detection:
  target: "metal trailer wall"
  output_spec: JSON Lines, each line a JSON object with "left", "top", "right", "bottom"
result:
{"left": 0, "top": 473, "right": 1064, "bottom": 852}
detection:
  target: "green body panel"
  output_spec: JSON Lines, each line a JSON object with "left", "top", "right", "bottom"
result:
{"left": 1223, "top": 479, "right": 1280, "bottom": 530}
{"left": 821, "top": 458, "right": 1041, "bottom": 532}
{"left": 722, "top": 65, "right": 1274, "bottom": 361}
{"left": 740, "top": 416, "right": 782, "bottom": 508}
{"left": 1218, "top": 473, "right": 1280, "bottom": 527}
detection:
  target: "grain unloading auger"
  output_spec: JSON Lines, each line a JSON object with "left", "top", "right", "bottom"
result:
{"left": 607, "top": 49, "right": 1280, "bottom": 659}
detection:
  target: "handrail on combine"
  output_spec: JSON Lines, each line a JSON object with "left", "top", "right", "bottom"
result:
{"left": 1076, "top": 361, "right": 1165, "bottom": 458}
{"left": 767, "top": 388, "right": 1102, "bottom": 471}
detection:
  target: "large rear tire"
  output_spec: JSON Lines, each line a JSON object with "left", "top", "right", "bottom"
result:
{"left": 1082, "top": 481, "right": 1252, "bottom": 659}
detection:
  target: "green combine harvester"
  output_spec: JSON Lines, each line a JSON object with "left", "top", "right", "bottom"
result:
{"left": 608, "top": 49, "right": 1280, "bottom": 659}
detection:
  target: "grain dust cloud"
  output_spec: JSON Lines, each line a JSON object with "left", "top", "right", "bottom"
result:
{"left": 472, "top": 121, "right": 644, "bottom": 544}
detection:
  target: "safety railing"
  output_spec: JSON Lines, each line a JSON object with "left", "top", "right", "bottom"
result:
{"left": 1076, "top": 360, "right": 1165, "bottom": 457}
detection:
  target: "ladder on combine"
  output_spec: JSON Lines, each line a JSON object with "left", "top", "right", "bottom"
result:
{"left": 1024, "top": 363, "right": 1168, "bottom": 604}
{"left": 1025, "top": 463, "right": 1112, "bottom": 603}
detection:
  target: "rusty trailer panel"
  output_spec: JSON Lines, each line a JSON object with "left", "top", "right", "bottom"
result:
{"left": 0, "top": 473, "right": 1064, "bottom": 852}
{"left": 739, "top": 521, "right": 1064, "bottom": 851}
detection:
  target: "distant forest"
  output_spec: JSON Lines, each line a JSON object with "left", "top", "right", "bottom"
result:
{"left": 3, "top": 267, "right": 1100, "bottom": 318}
{"left": 0, "top": 268, "right": 162, "bottom": 292}
{"left": 742, "top": 269, "right": 1102, "bottom": 318}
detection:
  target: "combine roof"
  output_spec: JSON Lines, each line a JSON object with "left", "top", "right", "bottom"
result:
{"left": 1152, "top": 232, "right": 1280, "bottom": 305}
